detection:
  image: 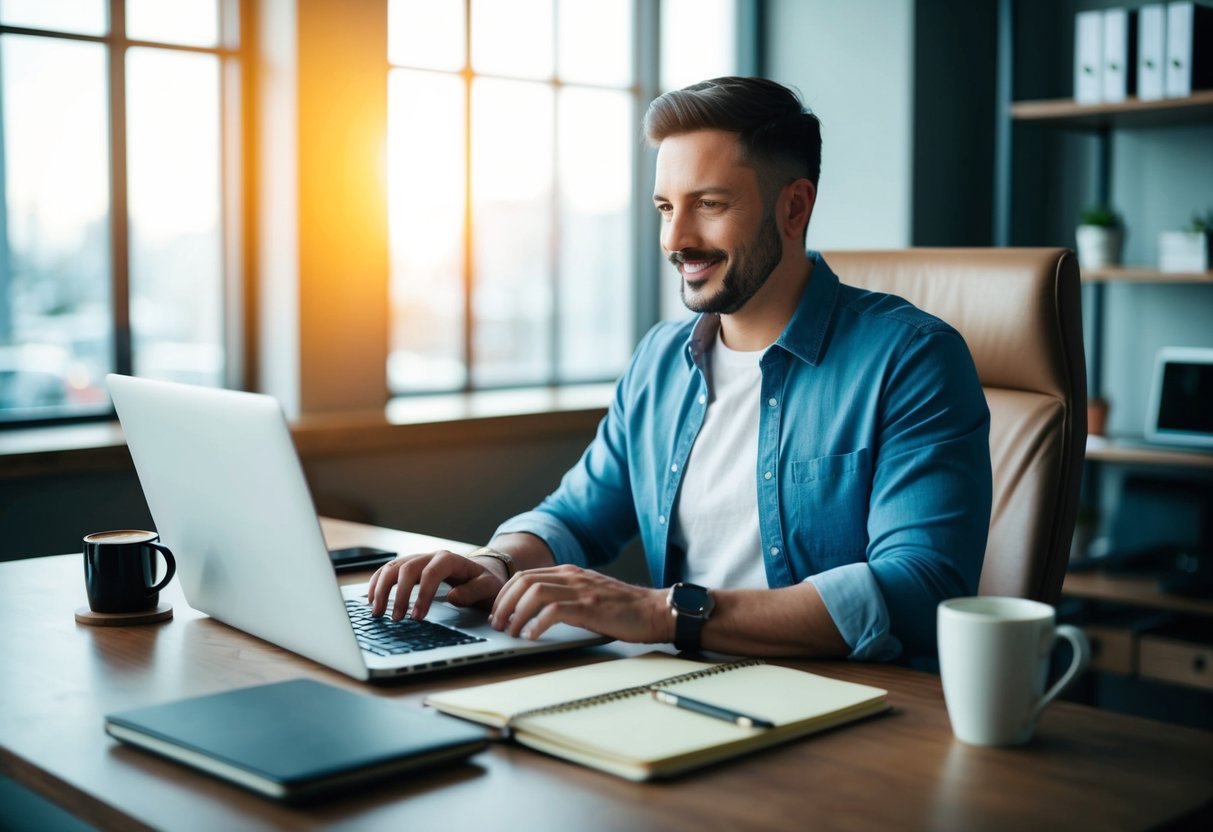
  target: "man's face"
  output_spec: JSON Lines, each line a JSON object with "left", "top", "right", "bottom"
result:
{"left": 653, "top": 129, "right": 783, "bottom": 315}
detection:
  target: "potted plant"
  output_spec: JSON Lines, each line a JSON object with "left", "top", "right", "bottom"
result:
{"left": 1074, "top": 206, "right": 1124, "bottom": 269}
{"left": 1158, "top": 210, "right": 1213, "bottom": 273}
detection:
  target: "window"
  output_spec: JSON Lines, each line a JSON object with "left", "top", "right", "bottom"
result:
{"left": 386, "top": 0, "right": 740, "bottom": 395}
{"left": 0, "top": 0, "right": 243, "bottom": 423}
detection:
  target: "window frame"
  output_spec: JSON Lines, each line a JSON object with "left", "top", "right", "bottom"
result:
{"left": 385, "top": 0, "right": 757, "bottom": 397}
{"left": 0, "top": 0, "right": 250, "bottom": 427}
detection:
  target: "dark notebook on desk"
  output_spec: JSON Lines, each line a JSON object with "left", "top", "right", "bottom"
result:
{"left": 104, "top": 679, "right": 488, "bottom": 802}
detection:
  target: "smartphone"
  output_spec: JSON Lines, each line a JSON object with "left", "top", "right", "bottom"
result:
{"left": 328, "top": 546, "right": 397, "bottom": 573}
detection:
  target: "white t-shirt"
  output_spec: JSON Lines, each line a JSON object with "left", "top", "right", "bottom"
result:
{"left": 671, "top": 329, "right": 769, "bottom": 589}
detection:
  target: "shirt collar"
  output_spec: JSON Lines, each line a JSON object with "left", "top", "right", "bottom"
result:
{"left": 772, "top": 249, "right": 839, "bottom": 367}
{"left": 680, "top": 250, "right": 841, "bottom": 370}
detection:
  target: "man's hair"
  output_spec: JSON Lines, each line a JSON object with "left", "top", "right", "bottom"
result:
{"left": 643, "top": 76, "right": 822, "bottom": 192}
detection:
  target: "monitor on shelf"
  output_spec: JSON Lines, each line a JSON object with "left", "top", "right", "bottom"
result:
{"left": 1145, "top": 347, "right": 1213, "bottom": 448}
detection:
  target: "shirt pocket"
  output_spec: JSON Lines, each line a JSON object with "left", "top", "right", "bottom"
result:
{"left": 788, "top": 448, "right": 873, "bottom": 572}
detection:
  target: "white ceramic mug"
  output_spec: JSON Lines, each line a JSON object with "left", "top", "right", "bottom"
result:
{"left": 938, "top": 596, "right": 1090, "bottom": 746}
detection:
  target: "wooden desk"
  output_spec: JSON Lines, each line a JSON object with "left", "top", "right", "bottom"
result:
{"left": 3, "top": 521, "right": 1212, "bottom": 831}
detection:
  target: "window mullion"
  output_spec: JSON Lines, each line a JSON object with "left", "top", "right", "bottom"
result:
{"left": 462, "top": 0, "right": 474, "bottom": 391}
{"left": 633, "top": 0, "right": 661, "bottom": 341}
{"left": 0, "top": 37, "right": 10, "bottom": 347}
{"left": 549, "top": 0, "right": 561, "bottom": 387}
{"left": 109, "top": 0, "right": 131, "bottom": 378}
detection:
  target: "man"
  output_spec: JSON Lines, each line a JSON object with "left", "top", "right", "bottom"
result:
{"left": 369, "top": 77, "right": 992, "bottom": 662}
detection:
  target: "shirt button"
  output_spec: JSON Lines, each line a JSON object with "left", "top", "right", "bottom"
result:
{"left": 658, "top": 515, "right": 666, "bottom": 525}
{"left": 763, "top": 471, "right": 772, "bottom": 480}
{"left": 770, "top": 546, "right": 780, "bottom": 556}
{"left": 768, "top": 398, "right": 778, "bottom": 407}
{"left": 670, "top": 463, "right": 678, "bottom": 473}
{"left": 698, "top": 394, "right": 706, "bottom": 405}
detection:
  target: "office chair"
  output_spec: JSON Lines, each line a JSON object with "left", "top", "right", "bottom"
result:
{"left": 824, "top": 248, "right": 1086, "bottom": 604}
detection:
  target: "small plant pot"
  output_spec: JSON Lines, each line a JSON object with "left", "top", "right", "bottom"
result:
{"left": 1087, "top": 397, "right": 1109, "bottom": 437}
{"left": 1158, "top": 230, "right": 1211, "bottom": 273}
{"left": 1075, "top": 225, "right": 1124, "bottom": 269}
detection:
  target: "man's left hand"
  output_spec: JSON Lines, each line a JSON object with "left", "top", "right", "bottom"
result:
{"left": 490, "top": 564, "right": 673, "bottom": 643}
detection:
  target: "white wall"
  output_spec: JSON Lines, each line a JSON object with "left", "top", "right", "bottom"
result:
{"left": 764, "top": 0, "right": 914, "bottom": 249}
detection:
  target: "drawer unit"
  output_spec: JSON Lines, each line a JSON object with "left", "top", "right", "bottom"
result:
{"left": 1139, "top": 634, "right": 1213, "bottom": 692}
{"left": 1083, "top": 625, "right": 1135, "bottom": 675}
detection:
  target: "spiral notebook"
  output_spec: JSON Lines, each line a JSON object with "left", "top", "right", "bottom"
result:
{"left": 424, "top": 654, "right": 888, "bottom": 781}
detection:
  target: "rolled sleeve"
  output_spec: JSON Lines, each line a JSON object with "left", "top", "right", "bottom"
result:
{"left": 492, "top": 511, "right": 593, "bottom": 568}
{"left": 806, "top": 564, "right": 903, "bottom": 661}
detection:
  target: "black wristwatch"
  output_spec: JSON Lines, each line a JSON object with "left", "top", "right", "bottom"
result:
{"left": 667, "top": 582, "right": 714, "bottom": 652}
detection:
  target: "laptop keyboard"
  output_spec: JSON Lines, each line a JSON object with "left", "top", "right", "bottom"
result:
{"left": 346, "top": 600, "right": 487, "bottom": 656}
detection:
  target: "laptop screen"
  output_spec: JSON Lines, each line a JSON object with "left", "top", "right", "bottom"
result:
{"left": 1147, "top": 348, "right": 1213, "bottom": 447}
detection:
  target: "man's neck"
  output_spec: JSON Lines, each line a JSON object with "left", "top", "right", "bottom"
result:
{"left": 718, "top": 254, "right": 814, "bottom": 352}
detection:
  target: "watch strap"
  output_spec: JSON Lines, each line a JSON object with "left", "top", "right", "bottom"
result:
{"left": 673, "top": 610, "right": 706, "bottom": 652}
{"left": 669, "top": 583, "right": 712, "bottom": 652}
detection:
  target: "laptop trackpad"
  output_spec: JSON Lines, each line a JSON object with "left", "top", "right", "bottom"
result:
{"left": 425, "top": 604, "right": 491, "bottom": 628}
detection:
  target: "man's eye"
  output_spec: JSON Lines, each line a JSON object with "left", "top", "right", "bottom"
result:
{"left": 700, "top": 200, "right": 721, "bottom": 209}
{"left": 656, "top": 204, "right": 672, "bottom": 214}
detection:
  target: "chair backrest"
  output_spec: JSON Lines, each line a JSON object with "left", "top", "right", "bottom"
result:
{"left": 823, "top": 248, "right": 1086, "bottom": 604}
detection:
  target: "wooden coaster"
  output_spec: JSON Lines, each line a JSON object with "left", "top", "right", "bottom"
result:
{"left": 75, "top": 602, "right": 173, "bottom": 627}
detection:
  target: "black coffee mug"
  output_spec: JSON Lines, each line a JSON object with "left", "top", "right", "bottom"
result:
{"left": 83, "top": 530, "right": 177, "bottom": 614}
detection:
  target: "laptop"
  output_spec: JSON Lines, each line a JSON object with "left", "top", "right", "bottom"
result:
{"left": 107, "top": 374, "right": 610, "bottom": 681}
{"left": 1144, "top": 347, "right": 1213, "bottom": 449}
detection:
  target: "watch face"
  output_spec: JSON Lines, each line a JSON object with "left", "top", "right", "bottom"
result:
{"left": 673, "top": 583, "right": 712, "bottom": 615}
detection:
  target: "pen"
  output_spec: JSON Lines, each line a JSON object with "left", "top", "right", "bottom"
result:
{"left": 650, "top": 689, "right": 776, "bottom": 729}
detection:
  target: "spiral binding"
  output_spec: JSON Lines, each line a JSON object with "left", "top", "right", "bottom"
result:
{"left": 507, "top": 658, "right": 766, "bottom": 725}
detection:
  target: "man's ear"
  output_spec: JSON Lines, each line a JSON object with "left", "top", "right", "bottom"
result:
{"left": 781, "top": 179, "right": 816, "bottom": 241}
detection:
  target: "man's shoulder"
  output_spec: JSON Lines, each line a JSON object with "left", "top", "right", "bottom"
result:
{"left": 834, "top": 281, "right": 957, "bottom": 339}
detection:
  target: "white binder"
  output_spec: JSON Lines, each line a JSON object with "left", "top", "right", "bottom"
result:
{"left": 1102, "top": 8, "right": 1136, "bottom": 102}
{"left": 1138, "top": 4, "right": 1167, "bottom": 101}
{"left": 1165, "top": 2, "right": 1213, "bottom": 97}
{"left": 1075, "top": 10, "right": 1104, "bottom": 103}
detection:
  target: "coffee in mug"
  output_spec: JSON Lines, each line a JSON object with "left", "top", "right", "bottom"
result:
{"left": 83, "top": 530, "right": 177, "bottom": 614}
{"left": 938, "top": 596, "right": 1090, "bottom": 746}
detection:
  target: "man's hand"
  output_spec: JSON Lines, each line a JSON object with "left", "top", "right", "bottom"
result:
{"left": 366, "top": 551, "right": 506, "bottom": 621}
{"left": 490, "top": 564, "right": 673, "bottom": 643}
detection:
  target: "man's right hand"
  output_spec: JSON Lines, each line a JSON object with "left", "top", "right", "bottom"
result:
{"left": 366, "top": 550, "right": 507, "bottom": 622}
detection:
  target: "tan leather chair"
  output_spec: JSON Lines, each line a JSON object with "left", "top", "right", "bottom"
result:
{"left": 823, "top": 248, "right": 1086, "bottom": 604}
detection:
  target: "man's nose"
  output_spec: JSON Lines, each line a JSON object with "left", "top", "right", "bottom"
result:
{"left": 661, "top": 209, "right": 698, "bottom": 254}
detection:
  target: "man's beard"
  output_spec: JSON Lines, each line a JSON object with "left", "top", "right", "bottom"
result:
{"left": 673, "top": 211, "right": 782, "bottom": 315}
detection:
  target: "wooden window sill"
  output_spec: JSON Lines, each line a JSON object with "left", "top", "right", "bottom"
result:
{"left": 0, "top": 385, "right": 613, "bottom": 479}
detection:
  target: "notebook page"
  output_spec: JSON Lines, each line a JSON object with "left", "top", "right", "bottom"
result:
{"left": 664, "top": 664, "right": 886, "bottom": 724}
{"left": 516, "top": 663, "right": 885, "bottom": 766}
{"left": 425, "top": 654, "right": 715, "bottom": 726}
{"left": 518, "top": 690, "right": 751, "bottom": 765}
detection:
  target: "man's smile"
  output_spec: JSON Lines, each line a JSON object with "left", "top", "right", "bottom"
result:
{"left": 681, "top": 259, "right": 720, "bottom": 278}
{"left": 670, "top": 249, "right": 726, "bottom": 283}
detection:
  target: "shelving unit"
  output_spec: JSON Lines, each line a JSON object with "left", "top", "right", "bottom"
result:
{"left": 994, "top": 2, "right": 1213, "bottom": 719}
{"left": 1003, "top": 90, "right": 1213, "bottom": 400}
{"left": 1085, "top": 440, "right": 1213, "bottom": 470}
{"left": 1009, "top": 90, "right": 1213, "bottom": 128}
{"left": 1081, "top": 267, "right": 1212, "bottom": 283}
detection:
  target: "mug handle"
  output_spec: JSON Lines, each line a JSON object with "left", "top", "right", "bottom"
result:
{"left": 1032, "top": 624, "right": 1091, "bottom": 720}
{"left": 147, "top": 543, "right": 177, "bottom": 595}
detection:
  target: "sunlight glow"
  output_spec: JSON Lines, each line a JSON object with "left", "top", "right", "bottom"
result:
{"left": 388, "top": 0, "right": 465, "bottom": 71}
{"left": 660, "top": 0, "right": 737, "bottom": 90}
{"left": 126, "top": 47, "right": 224, "bottom": 385}
{"left": 126, "top": 0, "right": 219, "bottom": 47}
{"left": 557, "top": 0, "right": 632, "bottom": 86}
{"left": 471, "top": 0, "right": 552, "bottom": 79}
{"left": 0, "top": 0, "right": 106, "bottom": 35}
{"left": 2, "top": 36, "right": 109, "bottom": 254}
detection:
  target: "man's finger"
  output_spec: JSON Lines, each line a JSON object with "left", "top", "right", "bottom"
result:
{"left": 444, "top": 573, "right": 504, "bottom": 608}
{"left": 521, "top": 601, "right": 585, "bottom": 641}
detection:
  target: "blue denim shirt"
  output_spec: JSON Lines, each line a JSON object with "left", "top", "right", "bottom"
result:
{"left": 496, "top": 251, "right": 992, "bottom": 661}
